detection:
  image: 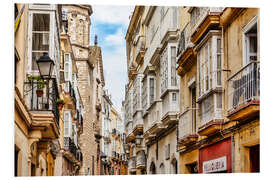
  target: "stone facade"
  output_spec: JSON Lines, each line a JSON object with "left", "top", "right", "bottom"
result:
{"left": 62, "top": 5, "right": 105, "bottom": 175}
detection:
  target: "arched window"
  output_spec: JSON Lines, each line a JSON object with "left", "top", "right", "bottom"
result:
{"left": 149, "top": 162, "right": 156, "bottom": 174}
{"left": 159, "top": 163, "right": 165, "bottom": 174}
{"left": 171, "top": 158, "right": 178, "bottom": 174}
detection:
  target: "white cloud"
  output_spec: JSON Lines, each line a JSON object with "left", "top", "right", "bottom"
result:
{"left": 92, "top": 5, "right": 135, "bottom": 26}
{"left": 105, "top": 28, "right": 125, "bottom": 47}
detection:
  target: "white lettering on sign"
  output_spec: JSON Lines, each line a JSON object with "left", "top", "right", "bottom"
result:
{"left": 202, "top": 156, "right": 227, "bottom": 173}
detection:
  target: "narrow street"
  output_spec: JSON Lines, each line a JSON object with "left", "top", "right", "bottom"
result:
{"left": 14, "top": 3, "right": 260, "bottom": 177}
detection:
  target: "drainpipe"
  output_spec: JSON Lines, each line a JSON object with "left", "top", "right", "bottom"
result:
{"left": 231, "top": 135, "right": 235, "bottom": 173}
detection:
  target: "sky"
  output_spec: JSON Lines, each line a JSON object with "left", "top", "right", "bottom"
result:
{"left": 89, "top": 5, "right": 135, "bottom": 113}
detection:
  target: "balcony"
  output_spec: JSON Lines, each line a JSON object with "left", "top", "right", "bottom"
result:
{"left": 189, "top": 7, "right": 223, "bottom": 44}
{"left": 64, "top": 81, "right": 76, "bottom": 108}
{"left": 176, "top": 23, "right": 196, "bottom": 77}
{"left": 228, "top": 61, "right": 260, "bottom": 121}
{"left": 178, "top": 108, "right": 198, "bottom": 151}
{"left": 144, "top": 100, "right": 164, "bottom": 143}
{"left": 135, "top": 36, "right": 145, "bottom": 65}
{"left": 132, "top": 113, "right": 144, "bottom": 136}
{"left": 126, "top": 121, "right": 135, "bottom": 143}
{"left": 77, "top": 112, "right": 83, "bottom": 134}
{"left": 136, "top": 150, "right": 146, "bottom": 169}
{"left": 24, "top": 78, "right": 60, "bottom": 139}
{"left": 197, "top": 95, "right": 223, "bottom": 136}
{"left": 103, "top": 129, "right": 111, "bottom": 142}
{"left": 64, "top": 137, "right": 81, "bottom": 163}
{"left": 128, "top": 156, "right": 136, "bottom": 172}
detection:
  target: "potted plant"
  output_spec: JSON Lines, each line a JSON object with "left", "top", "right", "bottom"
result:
{"left": 56, "top": 98, "right": 65, "bottom": 110}
{"left": 28, "top": 75, "right": 45, "bottom": 97}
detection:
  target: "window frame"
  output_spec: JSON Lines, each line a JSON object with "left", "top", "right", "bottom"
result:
{"left": 242, "top": 16, "right": 258, "bottom": 66}
{"left": 28, "top": 10, "right": 54, "bottom": 73}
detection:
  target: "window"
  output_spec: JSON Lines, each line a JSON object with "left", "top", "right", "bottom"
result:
{"left": 198, "top": 33, "right": 222, "bottom": 97}
{"left": 165, "top": 144, "right": 170, "bottom": 160}
{"left": 64, "top": 53, "right": 72, "bottom": 81}
{"left": 161, "top": 48, "right": 168, "bottom": 94}
{"left": 64, "top": 110, "right": 72, "bottom": 137}
{"left": 31, "top": 13, "right": 50, "bottom": 71}
{"left": 142, "top": 78, "right": 147, "bottom": 110}
{"left": 243, "top": 20, "right": 258, "bottom": 65}
{"left": 171, "top": 47, "right": 177, "bottom": 86}
{"left": 172, "top": 93, "right": 177, "bottom": 102}
{"left": 161, "top": 45, "right": 177, "bottom": 94}
{"left": 149, "top": 77, "right": 155, "bottom": 104}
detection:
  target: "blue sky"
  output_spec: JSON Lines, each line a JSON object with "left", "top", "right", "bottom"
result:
{"left": 90, "top": 5, "right": 134, "bottom": 113}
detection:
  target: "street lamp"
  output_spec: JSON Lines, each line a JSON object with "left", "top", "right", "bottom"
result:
{"left": 36, "top": 52, "right": 55, "bottom": 79}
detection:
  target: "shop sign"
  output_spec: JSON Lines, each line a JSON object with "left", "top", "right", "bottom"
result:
{"left": 202, "top": 156, "right": 226, "bottom": 173}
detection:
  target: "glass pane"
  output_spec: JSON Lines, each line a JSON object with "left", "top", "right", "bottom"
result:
{"left": 216, "top": 93, "right": 222, "bottom": 109}
{"left": 217, "top": 71, "right": 221, "bottom": 86}
{"left": 249, "top": 36, "right": 257, "bottom": 53}
{"left": 33, "top": 13, "right": 50, "bottom": 31}
{"left": 217, "top": 39, "right": 221, "bottom": 53}
{"left": 32, "top": 51, "right": 47, "bottom": 70}
{"left": 32, "top": 33, "right": 49, "bottom": 51}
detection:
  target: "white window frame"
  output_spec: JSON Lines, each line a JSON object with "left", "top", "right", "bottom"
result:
{"left": 149, "top": 76, "right": 156, "bottom": 105}
{"left": 242, "top": 16, "right": 258, "bottom": 66}
{"left": 64, "top": 53, "right": 72, "bottom": 81}
{"left": 28, "top": 11, "right": 53, "bottom": 73}
{"left": 64, "top": 110, "right": 72, "bottom": 137}
{"left": 197, "top": 32, "right": 222, "bottom": 97}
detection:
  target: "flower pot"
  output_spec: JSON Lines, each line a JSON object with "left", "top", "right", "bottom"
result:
{"left": 36, "top": 89, "right": 43, "bottom": 97}
{"left": 58, "top": 103, "right": 64, "bottom": 110}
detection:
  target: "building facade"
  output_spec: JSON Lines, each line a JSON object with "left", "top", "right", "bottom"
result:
{"left": 14, "top": 3, "right": 62, "bottom": 176}
{"left": 124, "top": 6, "right": 180, "bottom": 175}
{"left": 176, "top": 7, "right": 260, "bottom": 173}
{"left": 61, "top": 5, "right": 105, "bottom": 175}
{"left": 123, "top": 6, "right": 260, "bottom": 174}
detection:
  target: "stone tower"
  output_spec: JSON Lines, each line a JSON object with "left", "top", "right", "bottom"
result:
{"left": 61, "top": 5, "right": 100, "bottom": 175}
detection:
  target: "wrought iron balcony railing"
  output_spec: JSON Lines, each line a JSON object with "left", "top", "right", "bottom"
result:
{"left": 24, "top": 78, "right": 59, "bottom": 126}
{"left": 228, "top": 61, "right": 260, "bottom": 111}
{"left": 177, "top": 23, "right": 192, "bottom": 58}
{"left": 64, "top": 81, "right": 76, "bottom": 106}
{"left": 190, "top": 7, "right": 223, "bottom": 35}
{"left": 64, "top": 137, "right": 81, "bottom": 161}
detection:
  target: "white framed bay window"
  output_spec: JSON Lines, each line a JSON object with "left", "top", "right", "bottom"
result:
{"left": 64, "top": 110, "right": 72, "bottom": 137}
{"left": 142, "top": 74, "right": 156, "bottom": 111}
{"left": 197, "top": 30, "right": 222, "bottom": 97}
{"left": 197, "top": 30, "right": 223, "bottom": 126}
{"left": 160, "top": 44, "right": 178, "bottom": 96}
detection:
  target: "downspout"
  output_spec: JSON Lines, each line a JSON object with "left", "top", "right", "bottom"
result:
{"left": 231, "top": 135, "right": 235, "bottom": 173}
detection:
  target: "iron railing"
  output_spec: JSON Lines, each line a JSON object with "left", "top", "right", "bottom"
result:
{"left": 65, "top": 81, "right": 76, "bottom": 106}
{"left": 178, "top": 108, "right": 197, "bottom": 139}
{"left": 228, "top": 61, "right": 260, "bottom": 111}
{"left": 177, "top": 23, "right": 192, "bottom": 57}
{"left": 64, "top": 137, "right": 81, "bottom": 161}
{"left": 190, "top": 7, "right": 223, "bottom": 34}
{"left": 24, "top": 78, "right": 59, "bottom": 126}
